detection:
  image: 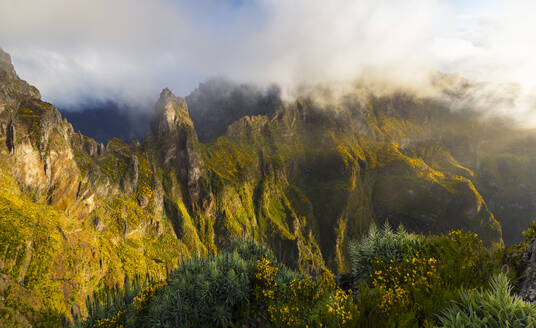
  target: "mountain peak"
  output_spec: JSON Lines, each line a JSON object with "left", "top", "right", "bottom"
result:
{"left": 159, "top": 87, "right": 175, "bottom": 100}
{"left": 0, "top": 47, "right": 41, "bottom": 101}
{"left": 151, "top": 88, "right": 192, "bottom": 138}
{"left": 0, "top": 48, "right": 15, "bottom": 77}
{"left": 156, "top": 87, "right": 187, "bottom": 111}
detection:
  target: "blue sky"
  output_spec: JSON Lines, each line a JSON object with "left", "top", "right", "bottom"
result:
{"left": 448, "top": 0, "right": 489, "bottom": 13}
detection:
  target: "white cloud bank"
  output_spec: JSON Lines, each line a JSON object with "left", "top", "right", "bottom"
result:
{"left": 0, "top": 0, "right": 535, "bottom": 120}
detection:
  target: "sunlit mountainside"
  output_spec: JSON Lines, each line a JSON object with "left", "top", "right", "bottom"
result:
{"left": 3, "top": 45, "right": 536, "bottom": 326}
{"left": 3, "top": 0, "right": 536, "bottom": 326}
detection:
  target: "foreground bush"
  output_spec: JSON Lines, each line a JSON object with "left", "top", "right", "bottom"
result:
{"left": 437, "top": 273, "right": 536, "bottom": 328}
{"left": 256, "top": 260, "right": 358, "bottom": 327}
{"left": 72, "top": 231, "right": 508, "bottom": 328}
{"left": 349, "top": 224, "right": 501, "bottom": 327}
{"left": 142, "top": 252, "right": 254, "bottom": 327}
{"left": 348, "top": 223, "right": 422, "bottom": 287}
{"left": 72, "top": 240, "right": 357, "bottom": 328}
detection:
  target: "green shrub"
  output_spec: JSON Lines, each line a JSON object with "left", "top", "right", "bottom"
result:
{"left": 72, "top": 275, "right": 146, "bottom": 328}
{"left": 72, "top": 240, "right": 358, "bottom": 328}
{"left": 349, "top": 225, "right": 501, "bottom": 327}
{"left": 437, "top": 273, "right": 536, "bottom": 327}
{"left": 256, "top": 259, "right": 358, "bottom": 328}
{"left": 142, "top": 252, "right": 253, "bottom": 327}
{"left": 140, "top": 241, "right": 303, "bottom": 328}
{"left": 423, "top": 230, "right": 500, "bottom": 290}
{"left": 348, "top": 222, "right": 423, "bottom": 286}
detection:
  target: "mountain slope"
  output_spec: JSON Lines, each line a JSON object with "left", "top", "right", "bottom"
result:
{"left": 0, "top": 48, "right": 505, "bottom": 326}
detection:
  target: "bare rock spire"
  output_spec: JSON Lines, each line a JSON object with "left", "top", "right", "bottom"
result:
{"left": 0, "top": 47, "right": 16, "bottom": 78}
{"left": 0, "top": 47, "right": 41, "bottom": 101}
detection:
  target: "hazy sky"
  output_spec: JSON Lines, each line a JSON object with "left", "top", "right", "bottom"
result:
{"left": 0, "top": 0, "right": 535, "bottom": 116}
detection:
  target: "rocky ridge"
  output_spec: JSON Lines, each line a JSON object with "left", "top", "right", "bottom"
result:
{"left": 0, "top": 48, "right": 506, "bottom": 326}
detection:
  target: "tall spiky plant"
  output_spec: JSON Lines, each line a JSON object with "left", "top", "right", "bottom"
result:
{"left": 71, "top": 275, "right": 148, "bottom": 328}
{"left": 437, "top": 273, "right": 536, "bottom": 327}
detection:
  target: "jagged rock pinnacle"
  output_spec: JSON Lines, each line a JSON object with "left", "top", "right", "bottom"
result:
{"left": 0, "top": 47, "right": 41, "bottom": 101}
{"left": 0, "top": 47, "right": 16, "bottom": 77}
{"left": 151, "top": 88, "right": 192, "bottom": 138}
{"left": 150, "top": 88, "right": 204, "bottom": 210}
{"left": 159, "top": 87, "right": 175, "bottom": 101}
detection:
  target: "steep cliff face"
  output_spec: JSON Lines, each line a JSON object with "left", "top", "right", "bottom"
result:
{"left": 185, "top": 79, "right": 281, "bottom": 142}
{"left": 199, "top": 95, "right": 502, "bottom": 271}
{"left": 0, "top": 48, "right": 503, "bottom": 326}
{"left": 0, "top": 50, "right": 186, "bottom": 326}
{"left": 151, "top": 88, "right": 206, "bottom": 212}
{"left": 470, "top": 128, "right": 536, "bottom": 244}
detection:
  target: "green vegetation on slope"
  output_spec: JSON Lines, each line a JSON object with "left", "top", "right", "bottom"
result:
{"left": 0, "top": 166, "right": 184, "bottom": 327}
{"left": 72, "top": 229, "right": 536, "bottom": 328}
{"left": 4, "top": 54, "right": 533, "bottom": 327}
{"left": 437, "top": 273, "right": 536, "bottom": 328}
{"left": 0, "top": 91, "right": 508, "bottom": 327}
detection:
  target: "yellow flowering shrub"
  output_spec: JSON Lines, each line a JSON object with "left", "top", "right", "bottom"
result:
{"left": 268, "top": 276, "right": 319, "bottom": 327}
{"left": 319, "top": 270, "right": 337, "bottom": 290}
{"left": 90, "top": 311, "right": 124, "bottom": 328}
{"left": 254, "top": 257, "right": 278, "bottom": 300}
{"left": 132, "top": 280, "right": 167, "bottom": 313}
{"left": 318, "top": 289, "right": 357, "bottom": 327}
{"left": 428, "top": 229, "right": 496, "bottom": 290}
{"left": 370, "top": 256, "right": 439, "bottom": 313}
{"left": 448, "top": 230, "right": 478, "bottom": 243}
{"left": 268, "top": 271, "right": 357, "bottom": 327}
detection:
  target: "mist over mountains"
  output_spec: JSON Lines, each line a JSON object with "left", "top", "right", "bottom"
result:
{"left": 61, "top": 79, "right": 282, "bottom": 144}
{"left": 60, "top": 101, "right": 151, "bottom": 143}
{"left": 3, "top": 0, "right": 536, "bottom": 127}
{"left": 185, "top": 79, "right": 282, "bottom": 142}
{"left": 3, "top": 0, "right": 536, "bottom": 326}
{"left": 4, "top": 39, "right": 536, "bottom": 325}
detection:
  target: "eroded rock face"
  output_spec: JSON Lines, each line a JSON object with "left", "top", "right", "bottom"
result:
{"left": 151, "top": 88, "right": 191, "bottom": 138}
{"left": 120, "top": 155, "right": 139, "bottom": 195}
{"left": 151, "top": 88, "right": 206, "bottom": 211}
{"left": 0, "top": 48, "right": 17, "bottom": 79}
{"left": 516, "top": 239, "right": 536, "bottom": 303}
{"left": 185, "top": 78, "right": 281, "bottom": 142}
{"left": 0, "top": 48, "right": 40, "bottom": 109}
{"left": 6, "top": 120, "right": 14, "bottom": 153}
{"left": 0, "top": 52, "right": 193, "bottom": 326}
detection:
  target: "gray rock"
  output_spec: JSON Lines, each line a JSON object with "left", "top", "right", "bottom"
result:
{"left": 151, "top": 88, "right": 209, "bottom": 212}
{"left": 6, "top": 120, "right": 15, "bottom": 153}
{"left": 120, "top": 155, "right": 139, "bottom": 195}
{"left": 0, "top": 48, "right": 16, "bottom": 78}
{"left": 518, "top": 239, "right": 536, "bottom": 303}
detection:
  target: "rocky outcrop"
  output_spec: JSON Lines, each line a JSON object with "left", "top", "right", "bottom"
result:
{"left": 151, "top": 88, "right": 191, "bottom": 138}
{"left": 151, "top": 88, "right": 207, "bottom": 212}
{"left": 6, "top": 119, "right": 14, "bottom": 152}
{"left": 0, "top": 51, "right": 188, "bottom": 326}
{"left": 518, "top": 239, "right": 536, "bottom": 303}
{"left": 0, "top": 48, "right": 40, "bottom": 109}
{"left": 120, "top": 154, "right": 139, "bottom": 194}
{"left": 185, "top": 78, "right": 281, "bottom": 142}
{"left": 0, "top": 48, "right": 16, "bottom": 78}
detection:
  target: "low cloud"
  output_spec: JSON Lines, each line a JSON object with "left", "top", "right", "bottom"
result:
{"left": 0, "top": 0, "right": 535, "bottom": 121}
